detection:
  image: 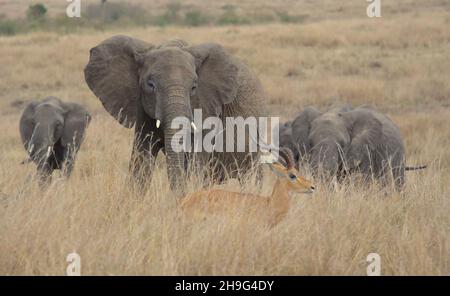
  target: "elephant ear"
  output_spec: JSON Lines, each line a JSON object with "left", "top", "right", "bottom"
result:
{"left": 291, "top": 106, "right": 322, "bottom": 157}
{"left": 185, "top": 43, "right": 239, "bottom": 117}
{"left": 19, "top": 101, "right": 38, "bottom": 153}
{"left": 84, "top": 35, "right": 153, "bottom": 128}
{"left": 61, "top": 103, "right": 91, "bottom": 149}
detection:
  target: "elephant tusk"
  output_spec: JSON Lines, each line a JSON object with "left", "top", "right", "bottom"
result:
{"left": 46, "top": 146, "right": 52, "bottom": 158}
{"left": 191, "top": 122, "right": 197, "bottom": 132}
{"left": 156, "top": 120, "right": 161, "bottom": 128}
{"left": 28, "top": 144, "right": 34, "bottom": 154}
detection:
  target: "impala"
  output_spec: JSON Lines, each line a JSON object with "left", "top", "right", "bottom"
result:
{"left": 180, "top": 147, "right": 315, "bottom": 226}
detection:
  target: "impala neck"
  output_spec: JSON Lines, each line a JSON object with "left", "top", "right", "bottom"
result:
{"left": 268, "top": 178, "right": 290, "bottom": 224}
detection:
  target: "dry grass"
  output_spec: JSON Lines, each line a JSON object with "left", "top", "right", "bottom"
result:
{"left": 0, "top": 1, "right": 449, "bottom": 275}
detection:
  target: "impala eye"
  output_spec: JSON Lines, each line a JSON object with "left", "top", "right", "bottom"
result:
{"left": 288, "top": 173, "right": 296, "bottom": 180}
{"left": 147, "top": 79, "right": 156, "bottom": 92}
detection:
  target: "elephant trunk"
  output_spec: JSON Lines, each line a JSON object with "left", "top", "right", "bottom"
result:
{"left": 163, "top": 89, "right": 193, "bottom": 193}
{"left": 164, "top": 128, "right": 186, "bottom": 192}
{"left": 310, "top": 142, "right": 340, "bottom": 179}
{"left": 30, "top": 125, "right": 56, "bottom": 187}
{"left": 30, "top": 126, "right": 55, "bottom": 165}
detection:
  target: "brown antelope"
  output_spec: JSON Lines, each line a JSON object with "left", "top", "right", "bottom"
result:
{"left": 180, "top": 147, "right": 315, "bottom": 226}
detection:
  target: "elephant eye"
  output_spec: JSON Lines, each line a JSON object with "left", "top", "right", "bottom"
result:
{"left": 147, "top": 79, "right": 156, "bottom": 92}
{"left": 191, "top": 81, "right": 197, "bottom": 94}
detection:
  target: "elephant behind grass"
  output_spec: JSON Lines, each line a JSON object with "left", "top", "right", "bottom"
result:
{"left": 283, "top": 105, "right": 425, "bottom": 191}
{"left": 84, "top": 36, "right": 268, "bottom": 193}
{"left": 19, "top": 96, "right": 91, "bottom": 187}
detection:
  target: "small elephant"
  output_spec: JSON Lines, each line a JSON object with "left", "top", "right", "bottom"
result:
{"left": 84, "top": 36, "right": 267, "bottom": 192}
{"left": 19, "top": 96, "right": 91, "bottom": 186}
{"left": 291, "top": 106, "right": 322, "bottom": 162}
{"left": 277, "top": 121, "right": 299, "bottom": 162}
{"left": 278, "top": 105, "right": 353, "bottom": 166}
{"left": 291, "top": 105, "right": 419, "bottom": 190}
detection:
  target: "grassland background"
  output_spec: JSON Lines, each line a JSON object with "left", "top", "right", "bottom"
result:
{"left": 0, "top": 0, "right": 449, "bottom": 275}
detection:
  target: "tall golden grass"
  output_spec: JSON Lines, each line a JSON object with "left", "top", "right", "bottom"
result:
{"left": 0, "top": 1, "right": 449, "bottom": 275}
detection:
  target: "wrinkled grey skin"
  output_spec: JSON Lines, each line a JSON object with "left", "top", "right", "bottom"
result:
{"left": 84, "top": 36, "right": 267, "bottom": 192}
{"left": 291, "top": 106, "right": 322, "bottom": 162}
{"left": 277, "top": 121, "right": 299, "bottom": 162}
{"left": 308, "top": 110, "right": 352, "bottom": 180}
{"left": 343, "top": 106, "right": 406, "bottom": 189}
{"left": 292, "top": 105, "right": 407, "bottom": 190}
{"left": 19, "top": 97, "right": 91, "bottom": 187}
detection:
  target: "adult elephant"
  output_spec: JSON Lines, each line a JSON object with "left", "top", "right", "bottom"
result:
{"left": 19, "top": 96, "right": 91, "bottom": 187}
{"left": 291, "top": 105, "right": 423, "bottom": 190}
{"left": 84, "top": 36, "right": 267, "bottom": 192}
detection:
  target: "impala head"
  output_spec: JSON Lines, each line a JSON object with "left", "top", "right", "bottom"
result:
{"left": 269, "top": 148, "right": 315, "bottom": 194}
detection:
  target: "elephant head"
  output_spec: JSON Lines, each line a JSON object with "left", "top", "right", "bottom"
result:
{"left": 19, "top": 96, "right": 91, "bottom": 184}
{"left": 277, "top": 121, "right": 300, "bottom": 163}
{"left": 341, "top": 108, "right": 385, "bottom": 174}
{"left": 84, "top": 36, "right": 239, "bottom": 190}
{"left": 291, "top": 106, "right": 322, "bottom": 162}
{"left": 291, "top": 105, "right": 406, "bottom": 188}
{"left": 308, "top": 111, "right": 351, "bottom": 178}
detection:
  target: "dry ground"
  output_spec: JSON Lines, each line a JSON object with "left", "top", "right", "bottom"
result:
{"left": 0, "top": 1, "right": 449, "bottom": 275}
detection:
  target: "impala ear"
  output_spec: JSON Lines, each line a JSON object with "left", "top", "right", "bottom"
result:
{"left": 270, "top": 162, "right": 288, "bottom": 177}
{"left": 84, "top": 35, "right": 153, "bottom": 128}
{"left": 269, "top": 147, "right": 295, "bottom": 176}
{"left": 184, "top": 43, "right": 239, "bottom": 117}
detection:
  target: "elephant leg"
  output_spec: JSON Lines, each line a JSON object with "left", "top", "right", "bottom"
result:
{"left": 186, "top": 152, "right": 208, "bottom": 186}
{"left": 236, "top": 152, "right": 262, "bottom": 188}
{"left": 384, "top": 158, "right": 405, "bottom": 192}
{"left": 37, "top": 163, "right": 52, "bottom": 188}
{"left": 129, "top": 107, "right": 163, "bottom": 192}
{"left": 62, "top": 147, "right": 76, "bottom": 178}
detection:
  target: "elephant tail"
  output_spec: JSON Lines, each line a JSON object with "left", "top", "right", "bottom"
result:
{"left": 405, "top": 165, "right": 427, "bottom": 171}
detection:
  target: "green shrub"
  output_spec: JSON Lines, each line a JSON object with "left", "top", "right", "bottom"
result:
{"left": 27, "top": 3, "right": 47, "bottom": 20}
{"left": 152, "top": 3, "right": 182, "bottom": 27}
{"left": 217, "top": 11, "right": 250, "bottom": 25}
{"left": 0, "top": 20, "right": 21, "bottom": 36}
{"left": 184, "top": 10, "right": 209, "bottom": 27}
{"left": 277, "top": 12, "right": 309, "bottom": 23}
{"left": 85, "top": 2, "right": 148, "bottom": 24}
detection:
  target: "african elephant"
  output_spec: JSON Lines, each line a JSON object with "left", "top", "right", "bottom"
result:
{"left": 84, "top": 36, "right": 267, "bottom": 192}
{"left": 19, "top": 96, "right": 91, "bottom": 186}
{"left": 277, "top": 121, "right": 299, "bottom": 162}
{"left": 292, "top": 105, "right": 417, "bottom": 190}
{"left": 291, "top": 106, "right": 322, "bottom": 162}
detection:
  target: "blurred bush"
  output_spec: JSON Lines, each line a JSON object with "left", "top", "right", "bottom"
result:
{"left": 0, "top": 19, "right": 21, "bottom": 36}
{"left": 27, "top": 3, "right": 47, "bottom": 20}
{"left": 184, "top": 10, "right": 210, "bottom": 27}
{"left": 217, "top": 5, "right": 250, "bottom": 25}
{"left": 0, "top": 1, "right": 310, "bottom": 36}
{"left": 85, "top": 2, "right": 148, "bottom": 25}
{"left": 277, "top": 12, "right": 309, "bottom": 24}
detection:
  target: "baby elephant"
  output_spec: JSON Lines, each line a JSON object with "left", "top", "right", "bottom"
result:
{"left": 19, "top": 96, "right": 91, "bottom": 186}
{"left": 277, "top": 121, "right": 299, "bottom": 162}
{"left": 290, "top": 105, "right": 425, "bottom": 190}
